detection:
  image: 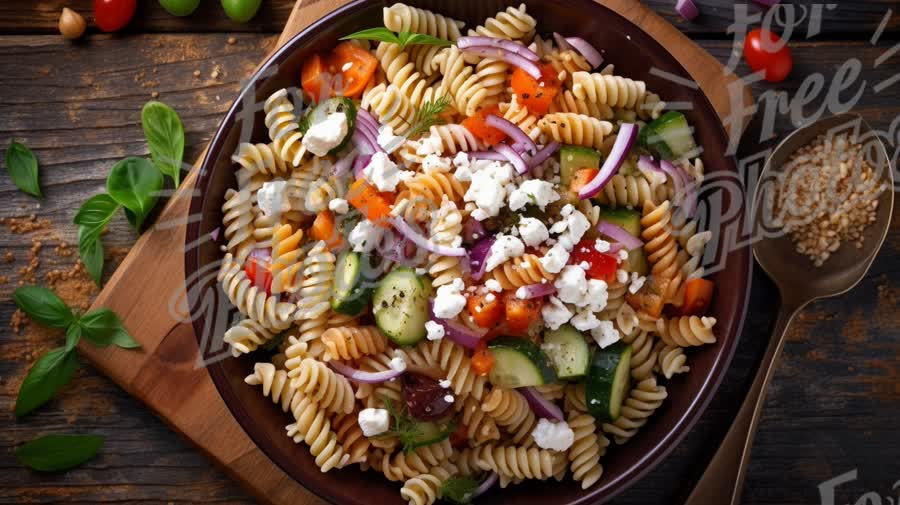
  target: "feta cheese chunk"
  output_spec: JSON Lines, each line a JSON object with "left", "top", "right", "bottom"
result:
{"left": 518, "top": 217, "right": 550, "bottom": 248}
{"left": 422, "top": 154, "right": 451, "bottom": 173}
{"left": 570, "top": 307, "right": 601, "bottom": 331}
{"left": 416, "top": 133, "right": 443, "bottom": 156}
{"left": 433, "top": 278, "right": 467, "bottom": 319}
{"left": 508, "top": 180, "right": 560, "bottom": 212}
{"left": 540, "top": 243, "right": 571, "bottom": 274}
{"left": 425, "top": 320, "right": 445, "bottom": 341}
{"left": 591, "top": 321, "right": 621, "bottom": 348}
{"left": 485, "top": 234, "right": 525, "bottom": 272}
{"left": 585, "top": 279, "right": 609, "bottom": 312}
{"left": 328, "top": 198, "right": 349, "bottom": 214}
{"left": 363, "top": 151, "right": 411, "bottom": 192}
{"left": 553, "top": 205, "right": 591, "bottom": 250}
{"left": 555, "top": 266, "right": 588, "bottom": 305}
{"left": 484, "top": 279, "right": 503, "bottom": 292}
{"left": 389, "top": 356, "right": 407, "bottom": 372}
{"left": 464, "top": 161, "right": 514, "bottom": 220}
{"left": 358, "top": 408, "right": 390, "bottom": 437}
{"left": 439, "top": 379, "right": 452, "bottom": 389}
{"left": 532, "top": 419, "right": 575, "bottom": 452}
{"left": 256, "top": 179, "right": 287, "bottom": 218}
{"left": 594, "top": 239, "right": 611, "bottom": 253}
{"left": 376, "top": 125, "right": 404, "bottom": 153}
{"left": 302, "top": 112, "right": 348, "bottom": 156}
{"left": 628, "top": 272, "right": 647, "bottom": 294}
{"left": 542, "top": 296, "right": 573, "bottom": 330}
{"left": 348, "top": 220, "right": 384, "bottom": 253}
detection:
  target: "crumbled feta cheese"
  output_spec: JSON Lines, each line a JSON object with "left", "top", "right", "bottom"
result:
{"left": 389, "top": 356, "right": 407, "bottom": 372}
{"left": 328, "top": 198, "right": 349, "bottom": 214}
{"left": 591, "top": 321, "right": 620, "bottom": 348}
{"left": 532, "top": 419, "right": 575, "bottom": 452}
{"left": 256, "top": 179, "right": 287, "bottom": 218}
{"left": 628, "top": 272, "right": 646, "bottom": 294}
{"left": 433, "top": 278, "right": 467, "bottom": 319}
{"left": 542, "top": 296, "right": 573, "bottom": 330}
{"left": 555, "top": 206, "right": 591, "bottom": 250}
{"left": 348, "top": 220, "right": 384, "bottom": 253}
{"left": 464, "top": 162, "right": 514, "bottom": 220}
{"left": 518, "top": 217, "right": 550, "bottom": 248}
{"left": 515, "top": 286, "right": 528, "bottom": 299}
{"left": 422, "top": 154, "right": 451, "bottom": 173}
{"left": 363, "top": 152, "right": 409, "bottom": 192}
{"left": 585, "top": 279, "right": 609, "bottom": 312}
{"left": 484, "top": 279, "right": 502, "bottom": 292}
{"left": 616, "top": 269, "right": 629, "bottom": 283}
{"left": 485, "top": 293, "right": 496, "bottom": 302}
{"left": 416, "top": 133, "right": 443, "bottom": 156}
{"left": 578, "top": 261, "right": 590, "bottom": 270}
{"left": 452, "top": 151, "right": 470, "bottom": 168}
{"left": 618, "top": 249, "right": 629, "bottom": 261}
{"left": 376, "top": 125, "right": 404, "bottom": 154}
{"left": 508, "top": 180, "right": 559, "bottom": 212}
{"left": 301, "top": 112, "right": 348, "bottom": 157}
{"left": 540, "top": 243, "right": 571, "bottom": 274}
{"left": 595, "top": 239, "right": 611, "bottom": 253}
{"left": 555, "top": 266, "right": 588, "bottom": 305}
{"left": 415, "top": 267, "right": 427, "bottom": 275}
{"left": 485, "top": 234, "right": 525, "bottom": 271}
{"left": 570, "top": 307, "right": 601, "bottom": 331}
{"left": 358, "top": 408, "right": 390, "bottom": 437}
{"left": 439, "top": 379, "right": 452, "bottom": 389}
{"left": 425, "top": 320, "right": 445, "bottom": 341}
{"left": 444, "top": 394, "right": 455, "bottom": 404}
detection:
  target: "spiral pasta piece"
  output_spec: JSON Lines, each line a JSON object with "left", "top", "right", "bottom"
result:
{"left": 490, "top": 253, "right": 555, "bottom": 290}
{"left": 321, "top": 326, "right": 389, "bottom": 362}
{"left": 567, "top": 412, "right": 609, "bottom": 489}
{"left": 332, "top": 407, "right": 372, "bottom": 465}
{"left": 430, "top": 338, "right": 488, "bottom": 403}
{"left": 654, "top": 340, "right": 690, "bottom": 379}
{"left": 426, "top": 199, "right": 464, "bottom": 287}
{"left": 218, "top": 254, "right": 294, "bottom": 330}
{"left": 400, "top": 462, "right": 458, "bottom": 505}
{"left": 533, "top": 383, "right": 565, "bottom": 401}
{"left": 376, "top": 439, "right": 455, "bottom": 482}
{"left": 354, "top": 352, "right": 404, "bottom": 410}
{"left": 269, "top": 224, "right": 304, "bottom": 294}
{"left": 408, "top": 44, "right": 444, "bottom": 77}
{"left": 383, "top": 3, "right": 464, "bottom": 41}
{"left": 232, "top": 142, "right": 289, "bottom": 177}
{"left": 537, "top": 113, "right": 613, "bottom": 150}
{"left": 563, "top": 383, "right": 588, "bottom": 415}
{"left": 499, "top": 95, "right": 543, "bottom": 142}
{"left": 397, "top": 169, "right": 468, "bottom": 222}
{"left": 244, "top": 362, "right": 300, "bottom": 412}
{"left": 376, "top": 42, "right": 440, "bottom": 109}
{"left": 572, "top": 72, "right": 648, "bottom": 111}
{"left": 545, "top": 49, "right": 592, "bottom": 87}
{"left": 459, "top": 395, "right": 501, "bottom": 446}
{"left": 434, "top": 46, "right": 490, "bottom": 116}
{"left": 482, "top": 388, "right": 537, "bottom": 445}
{"left": 263, "top": 88, "right": 307, "bottom": 167}
{"left": 295, "top": 240, "right": 336, "bottom": 320}
{"left": 291, "top": 357, "right": 355, "bottom": 414}
{"left": 469, "top": 3, "right": 536, "bottom": 41}
{"left": 550, "top": 89, "right": 614, "bottom": 121}
{"left": 453, "top": 447, "right": 485, "bottom": 476}
{"left": 656, "top": 315, "right": 717, "bottom": 347}
{"left": 474, "top": 57, "right": 508, "bottom": 101}
{"left": 595, "top": 173, "right": 664, "bottom": 209}
{"left": 362, "top": 83, "right": 417, "bottom": 135}
{"left": 285, "top": 394, "right": 348, "bottom": 472}
{"left": 640, "top": 200, "right": 684, "bottom": 302}
{"left": 287, "top": 156, "right": 328, "bottom": 214}
{"left": 222, "top": 188, "right": 255, "bottom": 262}
{"left": 476, "top": 444, "right": 565, "bottom": 483}
{"left": 305, "top": 176, "right": 347, "bottom": 214}
{"left": 622, "top": 330, "right": 657, "bottom": 381}
{"left": 224, "top": 318, "right": 276, "bottom": 357}
{"left": 602, "top": 378, "right": 667, "bottom": 444}
{"left": 427, "top": 124, "right": 484, "bottom": 155}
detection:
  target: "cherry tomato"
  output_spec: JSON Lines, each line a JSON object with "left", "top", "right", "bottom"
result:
{"left": 471, "top": 340, "right": 495, "bottom": 376}
{"left": 569, "top": 239, "right": 618, "bottom": 282}
{"left": 467, "top": 292, "right": 505, "bottom": 328}
{"left": 403, "top": 373, "right": 453, "bottom": 421}
{"left": 462, "top": 105, "right": 507, "bottom": 145}
{"left": 94, "top": 0, "right": 136, "bottom": 32}
{"left": 743, "top": 28, "right": 793, "bottom": 83}
{"left": 449, "top": 422, "right": 469, "bottom": 448}
{"left": 510, "top": 63, "right": 561, "bottom": 115}
{"left": 503, "top": 292, "right": 543, "bottom": 334}
{"left": 301, "top": 43, "right": 378, "bottom": 101}
{"left": 243, "top": 257, "right": 272, "bottom": 295}
{"left": 679, "top": 278, "right": 714, "bottom": 316}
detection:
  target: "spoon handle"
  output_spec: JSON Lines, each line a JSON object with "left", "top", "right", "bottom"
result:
{"left": 684, "top": 303, "right": 802, "bottom": 505}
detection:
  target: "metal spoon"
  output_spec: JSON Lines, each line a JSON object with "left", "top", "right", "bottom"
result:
{"left": 685, "top": 112, "right": 894, "bottom": 505}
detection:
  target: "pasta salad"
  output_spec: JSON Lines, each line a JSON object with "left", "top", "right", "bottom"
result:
{"left": 217, "top": 3, "right": 718, "bottom": 503}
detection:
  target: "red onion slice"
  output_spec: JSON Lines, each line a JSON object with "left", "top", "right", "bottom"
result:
{"left": 333, "top": 152, "right": 356, "bottom": 177}
{"left": 428, "top": 304, "right": 486, "bottom": 350}
{"left": 675, "top": 0, "right": 700, "bottom": 20}
{"left": 391, "top": 216, "right": 467, "bottom": 257}
{"left": 485, "top": 114, "right": 536, "bottom": 155}
{"left": 494, "top": 143, "right": 529, "bottom": 175}
{"left": 458, "top": 36, "right": 539, "bottom": 62}
{"left": 660, "top": 159, "right": 698, "bottom": 217}
{"left": 351, "top": 128, "right": 378, "bottom": 155}
{"left": 462, "top": 218, "right": 486, "bottom": 244}
{"left": 471, "top": 473, "right": 499, "bottom": 500}
{"left": 249, "top": 247, "right": 272, "bottom": 262}
{"left": 578, "top": 123, "right": 638, "bottom": 199}
{"left": 468, "top": 237, "right": 495, "bottom": 281}
{"left": 752, "top": 0, "right": 779, "bottom": 6}
{"left": 460, "top": 46, "right": 541, "bottom": 79}
{"left": 565, "top": 37, "right": 603, "bottom": 68}
{"left": 209, "top": 226, "right": 221, "bottom": 242}
{"left": 552, "top": 32, "right": 572, "bottom": 52}
{"left": 330, "top": 361, "right": 404, "bottom": 384}
{"left": 515, "top": 282, "right": 556, "bottom": 300}
{"left": 520, "top": 386, "right": 565, "bottom": 421}
{"left": 468, "top": 151, "right": 508, "bottom": 161}
{"left": 526, "top": 141, "right": 560, "bottom": 169}
{"left": 352, "top": 154, "right": 372, "bottom": 178}
{"left": 597, "top": 221, "right": 643, "bottom": 250}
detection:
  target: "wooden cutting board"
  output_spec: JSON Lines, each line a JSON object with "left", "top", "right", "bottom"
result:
{"left": 79, "top": 2, "right": 752, "bottom": 504}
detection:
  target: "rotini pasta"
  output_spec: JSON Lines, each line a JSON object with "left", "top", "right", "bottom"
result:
{"left": 400, "top": 462, "right": 458, "bottom": 505}
{"left": 476, "top": 444, "right": 565, "bottom": 484}
{"left": 218, "top": 254, "right": 294, "bottom": 330}
{"left": 285, "top": 394, "right": 349, "bottom": 472}
{"left": 263, "top": 88, "right": 307, "bottom": 166}
{"left": 537, "top": 113, "right": 614, "bottom": 150}
{"left": 294, "top": 240, "right": 336, "bottom": 320}
{"left": 481, "top": 387, "right": 538, "bottom": 445}
{"left": 640, "top": 200, "right": 684, "bottom": 302}
{"left": 656, "top": 315, "right": 717, "bottom": 347}
{"left": 222, "top": 188, "right": 255, "bottom": 262}
{"left": 602, "top": 378, "right": 668, "bottom": 445}
{"left": 321, "top": 325, "right": 389, "bottom": 362}
{"left": 224, "top": 318, "right": 276, "bottom": 357}
{"left": 269, "top": 224, "right": 304, "bottom": 294}
{"left": 490, "top": 253, "right": 555, "bottom": 290}
{"left": 232, "top": 142, "right": 289, "bottom": 177}
{"left": 567, "top": 412, "right": 609, "bottom": 489}
{"left": 291, "top": 357, "right": 355, "bottom": 414}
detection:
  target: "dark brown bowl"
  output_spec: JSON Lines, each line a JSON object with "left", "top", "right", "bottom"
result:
{"left": 185, "top": 1, "right": 752, "bottom": 504}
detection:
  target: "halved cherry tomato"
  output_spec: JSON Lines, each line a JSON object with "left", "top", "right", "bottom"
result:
{"left": 626, "top": 276, "right": 670, "bottom": 318}
{"left": 244, "top": 257, "right": 272, "bottom": 295}
{"left": 471, "top": 340, "right": 495, "bottom": 376}
{"left": 510, "top": 63, "right": 561, "bottom": 115}
{"left": 348, "top": 179, "right": 393, "bottom": 227}
{"left": 301, "top": 42, "right": 378, "bottom": 101}
{"left": 743, "top": 28, "right": 792, "bottom": 83}
{"left": 679, "top": 278, "right": 714, "bottom": 316}
{"left": 467, "top": 292, "right": 505, "bottom": 328}
{"left": 504, "top": 292, "right": 543, "bottom": 334}
{"left": 462, "top": 105, "right": 507, "bottom": 145}
{"left": 94, "top": 0, "right": 136, "bottom": 32}
{"left": 449, "top": 422, "right": 469, "bottom": 448}
{"left": 570, "top": 168, "right": 599, "bottom": 194}
{"left": 310, "top": 210, "right": 343, "bottom": 249}
{"left": 569, "top": 239, "right": 618, "bottom": 282}
{"left": 301, "top": 54, "right": 332, "bottom": 102}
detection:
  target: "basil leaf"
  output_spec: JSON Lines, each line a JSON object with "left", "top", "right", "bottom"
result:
{"left": 64, "top": 324, "right": 82, "bottom": 353}
{"left": 14, "top": 346, "right": 78, "bottom": 417}
{"left": 12, "top": 286, "right": 74, "bottom": 329}
{"left": 16, "top": 434, "right": 104, "bottom": 472}
{"left": 74, "top": 193, "right": 120, "bottom": 233}
{"left": 77, "top": 226, "right": 104, "bottom": 286}
{"left": 106, "top": 157, "right": 162, "bottom": 231}
{"left": 340, "top": 27, "right": 401, "bottom": 45}
{"left": 5, "top": 141, "right": 42, "bottom": 197}
{"left": 79, "top": 308, "right": 140, "bottom": 349}
{"left": 440, "top": 476, "right": 481, "bottom": 504}
{"left": 397, "top": 32, "right": 452, "bottom": 49}
{"left": 141, "top": 101, "right": 185, "bottom": 187}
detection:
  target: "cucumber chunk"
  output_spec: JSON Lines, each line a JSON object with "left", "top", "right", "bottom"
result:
{"left": 488, "top": 337, "right": 557, "bottom": 388}
{"left": 331, "top": 251, "right": 373, "bottom": 316}
{"left": 542, "top": 325, "right": 592, "bottom": 380}
{"left": 559, "top": 145, "right": 603, "bottom": 189}
{"left": 406, "top": 419, "right": 454, "bottom": 450}
{"left": 299, "top": 96, "right": 357, "bottom": 155}
{"left": 586, "top": 342, "right": 632, "bottom": 422}
{"left": 597, "top": 207, "right": 648, "bottom": 275}
{"left": 372, "top": 268, "right": 429, "bottom": 345}
{"left": 637, "top": 111, "right": 697, "bottom": 160}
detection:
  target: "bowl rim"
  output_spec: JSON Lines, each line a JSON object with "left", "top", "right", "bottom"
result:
{"left": 186, "top": 1, "right": 752, "bottom": 503}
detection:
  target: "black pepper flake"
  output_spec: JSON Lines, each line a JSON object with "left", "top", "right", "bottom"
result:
{"left": 522, "top": 93, "right": 530, "bottom": 99}
{"left": 536, "top": 92, "right": 543, "bottom": 99}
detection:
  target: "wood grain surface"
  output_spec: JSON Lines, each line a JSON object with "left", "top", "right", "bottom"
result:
{"left": 1, "top": 1, "right": 899, "bottom": 505}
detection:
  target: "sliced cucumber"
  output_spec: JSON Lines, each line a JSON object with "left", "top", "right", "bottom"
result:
{"left": 406, "top": 419, "right": 454, "bottom": 451}
{"left": 559, "top": 145, "right": 603, "bottom": 189}
{"left": 488, "top": 337, "right": 557, "bottom": 388}
{"left": 299, "top": 96, "right": 357, "bottom": 155}
{"left": 586, "top": 342, "right": 632, "bottom": 422}
{"left": 597, "top": 207, "right": 649, "bottom": 275}
{"left": 331, "top": 251, "right": 373, "bottom": 316}
{"left": 542, "top": 325, "right": 592, "bottom": 380}
{"left": 637, "top": 111, "right": 697, "bottom": 160}
{"left": 372, "top": 267, "right": 429, "bottom": 345}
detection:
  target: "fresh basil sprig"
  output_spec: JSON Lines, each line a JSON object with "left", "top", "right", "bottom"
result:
{"left": 107, "top": 157, "right": 163, "bottom": 231}
{"left": 12, "top": 286, "right": 140, "bottom": 417}
{"left": 16, "top": 434, "right": 105, "bottom": 472}
{"left": 341, "top": 27, "right": 452, "bottom": 50}
{"left": 74, "top": 193, "right": 121, "bottom": 285}
{"left": 5, "top": 141, "right": 42, "bottom": 197}
{"left": 141, "top": 101, "right": 185, "bottom": 187}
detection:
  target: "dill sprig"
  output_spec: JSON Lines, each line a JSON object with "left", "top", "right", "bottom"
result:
{"left": 377, "top": 396, "right": 425, "bottom": 454}
{"left": 407, "top": 95, "right": 453, "bottom": 137}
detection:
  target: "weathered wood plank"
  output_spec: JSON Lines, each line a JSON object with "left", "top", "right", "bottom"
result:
{"left": 0, "top": 33, "right": 898, "bottom": 505}
{"left": 0, "top": 0, "right": 896, "bottom": 36}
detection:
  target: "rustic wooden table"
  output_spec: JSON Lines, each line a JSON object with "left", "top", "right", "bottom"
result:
{"left": 1, "top": 1, "right": 898, "bottom": 504}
